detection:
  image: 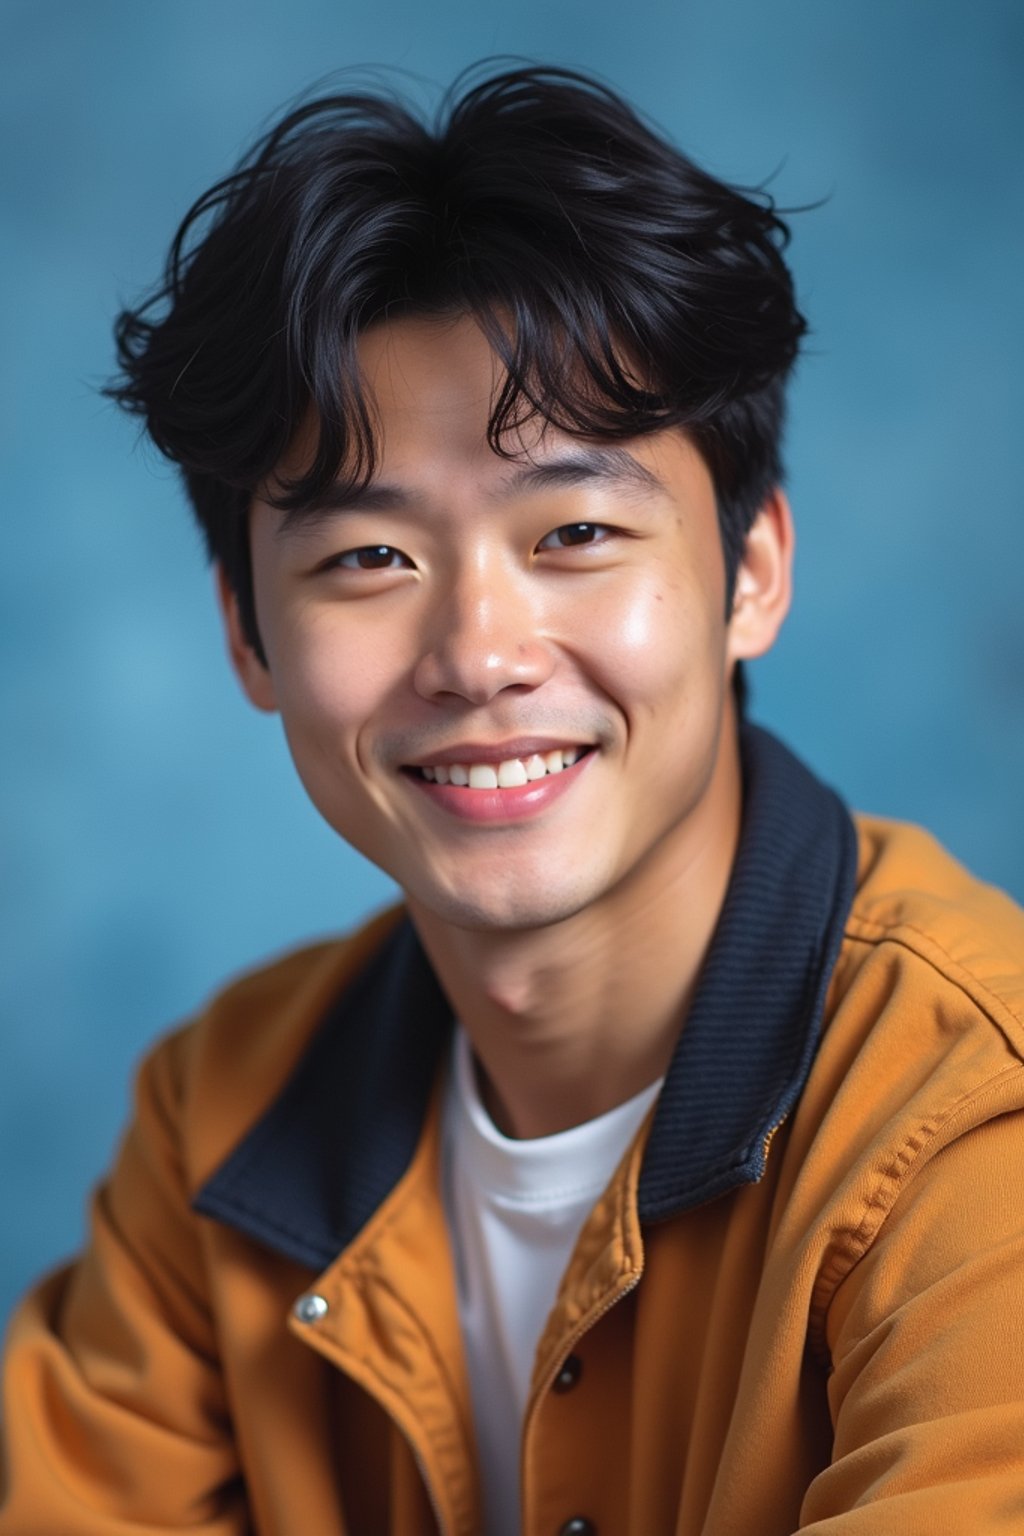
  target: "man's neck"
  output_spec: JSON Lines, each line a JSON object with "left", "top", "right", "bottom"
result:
{"left": 408, "top": 719, "right": 744, "bottom": 1140}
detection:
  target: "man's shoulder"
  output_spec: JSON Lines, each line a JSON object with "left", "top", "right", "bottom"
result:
{"left": 142, "top": 904, "right": 406, "bottom": 1192}
{"left": 846, "top": 813, "right": 1024, "bottom": 1050}
{"left": 847, "top": 813, "right": 1024, "bottom": 1044}
{"left": 774, "top": 815, "right": 1024, "bottom": 1336}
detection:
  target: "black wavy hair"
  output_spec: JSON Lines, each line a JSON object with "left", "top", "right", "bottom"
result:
{"left": 107, "top": 63, "right": 806, "bottom": 703}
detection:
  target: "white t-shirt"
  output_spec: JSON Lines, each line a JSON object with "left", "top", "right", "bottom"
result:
{"left": 441, "top": 1025, "right": 663, "bottom": 1536}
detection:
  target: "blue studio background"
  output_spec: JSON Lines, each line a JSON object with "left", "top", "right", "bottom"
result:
{"left": 2, "top": 1, "right": 1022, "bottom": 1325}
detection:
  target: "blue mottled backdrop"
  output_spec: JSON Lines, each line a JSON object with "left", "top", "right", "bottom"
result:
{"left": 2, "top": 0, "right": 1022, "bottom": 1323}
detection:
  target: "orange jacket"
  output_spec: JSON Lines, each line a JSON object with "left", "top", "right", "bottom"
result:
{"left": 3, "top": 728, "right": 1024, "bottom": 1534}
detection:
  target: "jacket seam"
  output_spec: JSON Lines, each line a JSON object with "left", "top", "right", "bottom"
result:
{"left": 807, "top": 1061, "right": 1024, "bottom": 1366}
{"left": 345, "top": 1265, "right": 478, "bottom": 1455}
{"left": 313, "top": 1270, "right": 475, "bottom": 1536}
{"left": 843, "top": 911, "right": 1024, "bottom": 1047}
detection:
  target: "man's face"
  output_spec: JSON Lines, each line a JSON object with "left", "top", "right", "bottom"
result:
{"left": 232, "top": 315, "right": 788, "bottom": 933}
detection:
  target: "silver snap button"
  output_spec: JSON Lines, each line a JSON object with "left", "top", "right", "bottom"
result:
{"left": 553, "top": 1353, "right": 583, "bottom": 1393}
{"left": 293, "top": 1291, "right": 329, "bottom": 1323}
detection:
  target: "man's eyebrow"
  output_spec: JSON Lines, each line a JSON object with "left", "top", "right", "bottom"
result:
{"left": 491, "top": 446, "right": 667, "bottom": 501}
{"left": 275, "top": 445, "right": 667, "bottom": 535}
{"left": 276, "top": 481, "right": 417, "bottom": 535}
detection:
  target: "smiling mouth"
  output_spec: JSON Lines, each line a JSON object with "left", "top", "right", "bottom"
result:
{"left": 406, "top": 746, "right": 592, "bottom": 789}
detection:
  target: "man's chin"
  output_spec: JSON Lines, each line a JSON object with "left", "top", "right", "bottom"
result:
{"left": 406, "top": 877, "right": 604, "bottom": 937}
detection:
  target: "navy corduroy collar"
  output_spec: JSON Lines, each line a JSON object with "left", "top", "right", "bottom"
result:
{"left": 194, "top": 724, "right": 859, "bottom": 1271}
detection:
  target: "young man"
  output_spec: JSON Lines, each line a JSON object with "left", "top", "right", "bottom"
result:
{"left": 3, "top": 65, "right": 1023, "bottom": 1536}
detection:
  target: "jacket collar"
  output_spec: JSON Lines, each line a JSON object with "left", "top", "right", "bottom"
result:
{"left": 194, "top": 724, "right": 859, "bottom": 1269}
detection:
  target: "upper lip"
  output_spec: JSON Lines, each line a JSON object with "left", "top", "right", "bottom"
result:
{"left": 402, "top": 738, "right": 593, "bottom": 768}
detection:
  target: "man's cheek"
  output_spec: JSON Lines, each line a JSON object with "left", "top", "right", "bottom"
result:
{"left": 274, "top": 638, "right": 378, "bottom": 729}
{"left": 580, "top": 588, "right": 707, "bottom": 702}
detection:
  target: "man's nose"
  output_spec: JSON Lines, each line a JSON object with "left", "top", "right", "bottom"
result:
{"left": 412, "top": 558, "right": 556, "bottom": 706}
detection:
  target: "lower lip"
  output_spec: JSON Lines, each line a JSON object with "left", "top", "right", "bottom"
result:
{"left": 405, "top": 753, "right": 594, "bottom": 824}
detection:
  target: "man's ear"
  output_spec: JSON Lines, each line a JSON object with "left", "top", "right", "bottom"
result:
{"left": 215, "top": 565, "right": 278, "bottom": 713}
{"left": 726, "top": 489, "right": 795, "bottom": 664}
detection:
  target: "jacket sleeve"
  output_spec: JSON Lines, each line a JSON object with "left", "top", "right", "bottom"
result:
{"left": 799, "top": 1100, "right": 1024, "bottom": 1531}
{"left": 0, "top": 1030, "right": 247, "bottom": 1533}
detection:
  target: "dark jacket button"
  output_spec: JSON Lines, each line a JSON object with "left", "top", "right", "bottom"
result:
{"left": 552, "top": 1353, "right": 583, "bottom": 1393}
{"left": 558, "top": 1520, "right": 596, "bottom": 1536}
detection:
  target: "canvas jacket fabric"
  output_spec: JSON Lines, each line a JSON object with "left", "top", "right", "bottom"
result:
{"left": 3, "top": 725, "right": 1024, "bottom": 1535}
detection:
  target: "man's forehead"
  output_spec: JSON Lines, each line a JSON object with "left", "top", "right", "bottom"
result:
{"left": 271, "top": 442, "right": 674, "bottom": 533}
{"left": 264, "top": 311, "right": 704, "bottom": 524}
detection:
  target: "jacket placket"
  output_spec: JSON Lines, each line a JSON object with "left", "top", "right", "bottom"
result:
{"left": 284, "top": 1094, "right": 483, "bottom": 1536}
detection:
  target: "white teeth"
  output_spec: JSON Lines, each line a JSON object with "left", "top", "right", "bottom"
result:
{"left": 420, "top": 748, "right": 587, "bottom": 788}
{"left": 497, "top": 758, "right": 529, "bottom": 788}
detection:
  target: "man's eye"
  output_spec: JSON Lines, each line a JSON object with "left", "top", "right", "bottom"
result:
{"left": 335, "top": 545, "right": 411, "bottom": 570}
{"left": 536, "top": 522, "right": 610, "bottom": 550}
